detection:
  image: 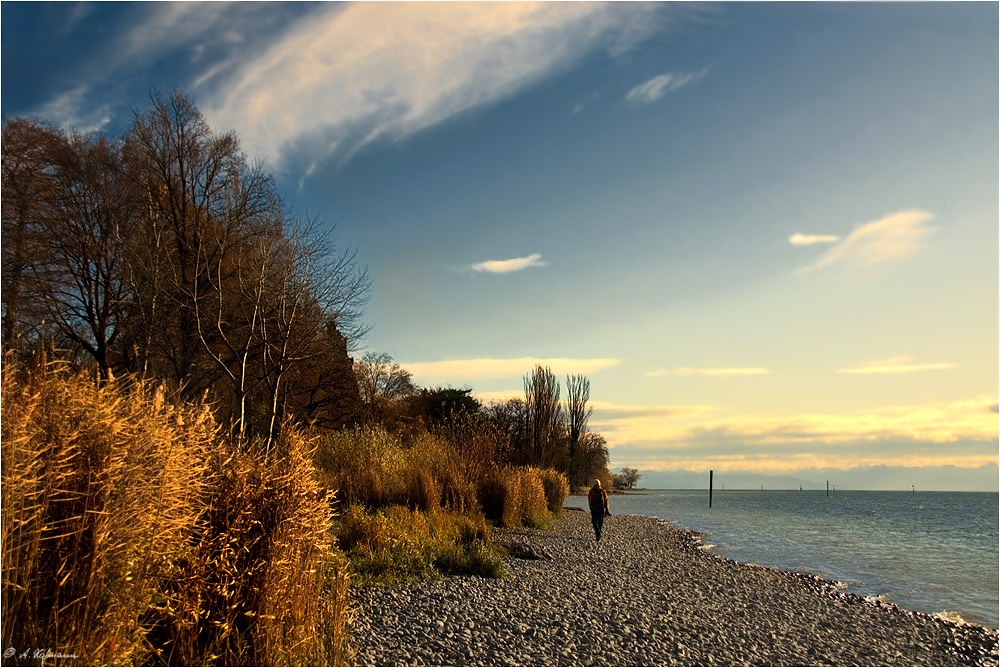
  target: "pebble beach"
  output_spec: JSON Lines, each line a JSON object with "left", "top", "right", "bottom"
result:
{"left": 349, "top": 509, "right": 999, "bottom": 666}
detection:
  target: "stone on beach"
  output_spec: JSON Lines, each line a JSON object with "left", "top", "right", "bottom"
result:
{"left": 349, "top": 510, "right": 999, "bottom": 667}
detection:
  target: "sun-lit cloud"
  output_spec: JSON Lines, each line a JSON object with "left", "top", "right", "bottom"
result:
{"left": 789, "top": 233, "right": 840, "bottom": 246}
{"left": 472, "top": 389, "right": 525, "bottom": 405}
{"left": 663, "top": 367, "right": 771, "bottom": 377}
{"left": 596, "top": 396, "right": 999, "bottom": 474}
{"left": 469, "top": 254, "right": 546, "bottom": 274}
{"left": 799, "top": 210, "right": 934, "bottom": 273}
{"left": 403, "top": 357, "right": 621, "bottom": 381}
{"left": 837, "top": 356, "right": 957, "bottom": 375}
{"left": 201, "top": 2, "right": 670, "bottom": 167}
{"left": 625, "top": 70, "right": 707, "bottom": 105}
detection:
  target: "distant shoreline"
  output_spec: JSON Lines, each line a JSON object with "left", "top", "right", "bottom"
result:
{"left": 350, "top": 511, "right": 998, "bottom": 666}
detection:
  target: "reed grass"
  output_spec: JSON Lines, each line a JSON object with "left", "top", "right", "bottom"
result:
{"left": 312, "top": 426, "right": 479, "bottom": 513}
{"left": 478, "top": 467, "right": 565, "bottom": 528}
{"left": 1, "top": 361, "right": 350, "bottom": 666}
{"left": 539, "top": 468, "right": 570, "bottom": 514}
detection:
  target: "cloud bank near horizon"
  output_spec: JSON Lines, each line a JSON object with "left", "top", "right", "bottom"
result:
{"left": 403, "top": 356, "right": 621, "bottom": 382}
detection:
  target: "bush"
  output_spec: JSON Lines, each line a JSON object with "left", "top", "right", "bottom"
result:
{"left": 313, "top": 425, "right": 409, "bottom": 509}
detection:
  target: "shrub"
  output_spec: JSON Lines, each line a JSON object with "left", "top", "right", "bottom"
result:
{"left": 313, "top": 425, "right": 409, "bottom": 509}
{"left": 313, "top": 426, "right": 480, "bottom": 514}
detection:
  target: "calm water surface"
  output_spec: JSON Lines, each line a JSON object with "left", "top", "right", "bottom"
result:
{"left": 566, "top": 490, "right": 998, "bottom": 628}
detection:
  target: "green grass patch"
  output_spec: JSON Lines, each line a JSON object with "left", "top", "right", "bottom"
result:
{"left": 337, "top": 505, "right": 504, "bottom": 584}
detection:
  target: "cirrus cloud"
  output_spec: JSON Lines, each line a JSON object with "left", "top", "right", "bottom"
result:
{"left": 798, "top": 210, "right": 935, "bottom": 273}
{"left": 200, "top": 2, "right": 671, "bottom": 168}
{"left": 625, "top": 70, "right": 707, "bottom": 105}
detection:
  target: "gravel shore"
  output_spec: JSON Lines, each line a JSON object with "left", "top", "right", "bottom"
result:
{"left": 349, "top": 509, "right": 999, "bottom": 666}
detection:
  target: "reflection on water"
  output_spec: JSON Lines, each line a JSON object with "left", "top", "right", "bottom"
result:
{"left": 566, "top": 490, "right": 999, "bottom": 628}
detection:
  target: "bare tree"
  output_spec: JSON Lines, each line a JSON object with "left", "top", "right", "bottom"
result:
{"left": 524, "top": 365, "right": 562, "bottom": 465}
{"left": 257, "top": 219, "right": 370, "bottom": 443}
{"left": 2, "top": 121, "right": 135, "bottom": 380}
{"left": 354, "top": 352, "right": 416, "bottom": 422}
{"left": 2, "top": 119, "right": 60, "bottom": 352}
{"left": 621, "top": 466, "right": 641, "bottom": 489}
{"left": 121, "top": 89, "right": 265, "bottom": 393}
{"left": 565, "top": 374, "right": 592, "bottom": 486}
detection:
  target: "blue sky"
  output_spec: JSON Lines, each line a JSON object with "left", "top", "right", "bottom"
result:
{"left": 3, "top": 2, "right": 997, "bottom": 489}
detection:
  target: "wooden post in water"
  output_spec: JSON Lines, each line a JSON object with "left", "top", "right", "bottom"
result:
{"left": 709, "top": 470, "right": 713, "bottom": 508}
{"left": 826, "top": 480, "right": 829, "bottom": 497}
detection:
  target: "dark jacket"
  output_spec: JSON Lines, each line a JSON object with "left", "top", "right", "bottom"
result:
{"left": 587, "top": 484, "right": 609, "bottom": 515}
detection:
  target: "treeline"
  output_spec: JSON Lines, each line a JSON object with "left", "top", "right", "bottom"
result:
{"left": 2, "top": 90, "right": 368, "bottom": 445}
{"left": 352, "top": 353, "right": 613, "bottom": 491}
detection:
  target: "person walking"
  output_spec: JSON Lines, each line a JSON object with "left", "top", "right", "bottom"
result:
{"left": 587, "top": 479, "right": 610, "bottom": 541}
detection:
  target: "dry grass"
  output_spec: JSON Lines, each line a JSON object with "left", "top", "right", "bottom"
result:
{"left": 479, "top": 467, "right": 564, "bottom": 528}
{"left": 539, "top": 468, "right": 570, "bottom": 514}
{"left": 1, "top": 361, "right": 349, "bottom": 666}
{"left": 313, "top": 426, "right": 480, "bottom": 513}
{"left": 2, "top": 362, "right": 211, "bottom": 665}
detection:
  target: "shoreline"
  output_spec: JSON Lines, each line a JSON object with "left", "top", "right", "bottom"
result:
{"left": 609, "top": 508, "right": 997, "bottom": 630}
{"left": 567, "top": 491, "right": 998, "bottom": 629}
{"left": 349, "top": 510, "right": 999, "bottom": 666}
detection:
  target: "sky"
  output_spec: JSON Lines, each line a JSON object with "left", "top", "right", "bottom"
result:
{"left": 3, "top": 1, "right": 997, "bottom": 490}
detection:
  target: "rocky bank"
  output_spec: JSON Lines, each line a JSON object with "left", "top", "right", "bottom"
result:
{"left": 348, "top": 509, "right": 999, "bottom": 666}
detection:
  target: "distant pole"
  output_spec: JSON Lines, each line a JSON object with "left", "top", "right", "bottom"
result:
{"left": 826, "top": 480, "right": 829, "bottom": 497}
{"left": 709, "top": 470, "right": 713, "bottom": 508}
{"left": 912, "top": 484, "right": 915, "bottom": 494}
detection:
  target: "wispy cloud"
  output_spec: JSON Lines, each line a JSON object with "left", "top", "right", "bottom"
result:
{"left": 789, "top": 233, "right": 840, "bottom": 246}
{"left": 625, "top": 70, "right": 706, "bottom": 106}
{"left": 34, "top": 86, "right": 113, "bottom": 134}
{"left": 25, "top": 3, "right": 299, "bottom": 133}
{"left": 201, "top": 2, "right": 670, "bottom": 167}
{"left": 799, "top": 210, "right": 934, "bottom": 273}
{"left": 469, "top": 253, "right": 546, "bottom": 274}
{"left": 837, "top": 356, "right": 957, "bottom": 375}
{"left": 403, "top": 357, "right": 620, "bottom": 381}
{"left": 647, "top": 367, "right": 770, "bottom": 377}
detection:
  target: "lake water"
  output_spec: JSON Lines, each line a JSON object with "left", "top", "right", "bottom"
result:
{"left": 566, "top": 489, "right": 999, "bottom": 628}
